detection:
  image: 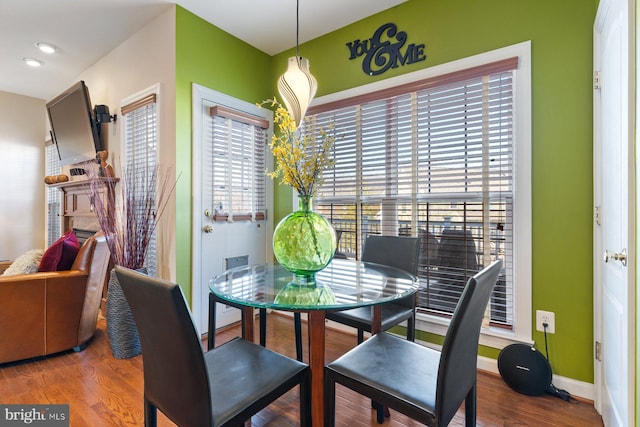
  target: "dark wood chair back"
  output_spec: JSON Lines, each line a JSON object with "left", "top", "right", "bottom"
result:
{"left": 362, "top": 235, "right": 421, "bottom": 275}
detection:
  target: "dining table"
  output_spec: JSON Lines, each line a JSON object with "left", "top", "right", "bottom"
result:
{"left": 208, "top": 257, "right": 419, "bottom": 426}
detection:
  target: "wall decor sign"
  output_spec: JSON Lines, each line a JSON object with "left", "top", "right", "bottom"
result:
{"left": 346, "top": 23, "right": 426, "bottom": 76}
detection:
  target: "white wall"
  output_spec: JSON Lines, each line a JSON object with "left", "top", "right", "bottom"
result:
{"left": 0, "top": 91, "right": 46, "bottom": 259}
{"left": 67, "top": 6, "right": 177, "bottom": 280}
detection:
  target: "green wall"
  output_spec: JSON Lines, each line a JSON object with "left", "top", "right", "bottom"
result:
{"left": 270, "top": 0, "right": 598, "bottom": 382}
{"left": 174, "top": 0, "right": 598, "bottom": 383}
{"left": 174, "top": 6, "right": 273, "bottom": 301}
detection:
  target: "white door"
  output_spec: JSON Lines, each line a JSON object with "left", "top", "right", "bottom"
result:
{"left": 593, "top": 0, "right": 635, "bottom": 425}
{"left": 191, "top": 84, "right": 273, "bottom": 335}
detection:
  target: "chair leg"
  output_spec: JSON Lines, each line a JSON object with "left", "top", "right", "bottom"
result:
{"left": 324, "top": 373, "right": 336, "bottom": 427}
{"left": 374, "top": 401, "right": 384, "bottom": 424}
{"left": 300, "top": 371, "right": 312, "bottom": 427}
{"left": 259, "top": 308, "right": 267, "bottom": 347}
{"left": 144, "top": 398, "right": 157, "bottom": 427}
{"left": 465, "top": 384, "right": 476, "bottom": 427}
{"left": 372, "top": 402, "right": 390, "bottom": 424}
{"left": 357, "top": 328, "right": 364, "bottom": 344}
{"left": 407, "top": 315, "right": 416, "bottom": 342}
{"left": 240, "top": 309, "right": 246, "bottom": 340}
{"left": 294, "top": 313, "right": 303, "bottom": 361}
{"left": 208, "top": 293, "right": 216, "bottom": 350}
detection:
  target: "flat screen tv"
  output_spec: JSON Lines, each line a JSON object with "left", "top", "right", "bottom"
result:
{"left": 47, "top": 81, "right": 103, "bottom": 166}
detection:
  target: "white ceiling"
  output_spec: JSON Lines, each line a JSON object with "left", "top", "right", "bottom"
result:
{"left": 0, "top": 0, "right": 406, "bottom": 101}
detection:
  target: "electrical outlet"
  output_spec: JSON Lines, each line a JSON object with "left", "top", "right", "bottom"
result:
{"left": 536, "top": 310, "right": 555, "bottom": 333}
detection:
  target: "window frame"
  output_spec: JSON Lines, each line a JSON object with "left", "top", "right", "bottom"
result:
{"left": 45, "top": 138, "right": 61, "bottom": 246}
{"left": 310, "top": 41, "right": 532, "bottom": 348}
{"left": 119, "top": 84, "right": 161, "bottom": 276}
{"left": 207, "top": 105, "right": 269, "bottom": 222}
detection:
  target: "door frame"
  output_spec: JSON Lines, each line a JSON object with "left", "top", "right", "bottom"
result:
{"left": 593, "top": 0, "right": 636, "bottom": 421}
{"left": 190, "top": 83, "right": 274, "bottom": 336}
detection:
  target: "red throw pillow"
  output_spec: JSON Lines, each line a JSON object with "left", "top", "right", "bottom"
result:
{"left": 38, "top": 230, "right": 80, "bottom": 272}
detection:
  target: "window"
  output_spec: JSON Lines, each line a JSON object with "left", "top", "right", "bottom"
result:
{"left": 309, "top": 42, "right": 531, "bottom": 345}
{"left": 45, "top": 139, "right": 61, "bottom": 245}
{"left": 121, "top": 91, "right": 159, "bottom": 276}
{"left": 206, "top": 106, "right": 268, "bottom": 222}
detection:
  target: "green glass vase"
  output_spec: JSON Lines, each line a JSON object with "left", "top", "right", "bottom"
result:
{"left": 274, "top": 282, "right": 336, "bottom": 306}
{"left": 272, "top": 195, "right": 337, "bottom": 282}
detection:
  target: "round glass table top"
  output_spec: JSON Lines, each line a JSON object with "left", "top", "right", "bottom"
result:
{"left": 209, "top": 258, "right": 419, "bottom": 311}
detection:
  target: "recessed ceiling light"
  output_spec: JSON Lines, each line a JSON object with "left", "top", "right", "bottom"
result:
{"left": 23, "top": 57, "right": 43, "bottom": 67}
{"left": 35, "top": 42, "right": 57, "bottom": 54}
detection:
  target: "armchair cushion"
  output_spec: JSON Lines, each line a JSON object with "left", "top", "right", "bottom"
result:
{"left": 1, "top": 249, "right": 44, "bottom": 276}
{"left": 38, "top": 230, "right": 80, "bottom": 272}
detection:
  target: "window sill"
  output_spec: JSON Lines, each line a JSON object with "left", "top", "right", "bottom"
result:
{"left": 415, "top": 312, "right": 533, "bottom": 350}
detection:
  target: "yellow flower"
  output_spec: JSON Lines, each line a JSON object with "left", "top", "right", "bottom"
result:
{"left": 257, "top": 98, "right": 336, "bottom": 197}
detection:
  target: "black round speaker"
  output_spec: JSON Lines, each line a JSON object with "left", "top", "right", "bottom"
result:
{"left": 498, "top": 343, "right": 552, "bottom": 396}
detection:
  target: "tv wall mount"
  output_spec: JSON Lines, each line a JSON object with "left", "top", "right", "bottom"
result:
{"left": 94, "top": 104, "right": 116, "bottom": 124}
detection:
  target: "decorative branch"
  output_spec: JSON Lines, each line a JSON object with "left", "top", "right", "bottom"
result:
{"left": 83, "top": 161, "right": 177, "bottom": 270}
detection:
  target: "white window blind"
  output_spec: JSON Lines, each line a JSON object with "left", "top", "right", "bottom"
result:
{"left": 45, "top": 140, "right": 61, "bottom": 245}
{"left": 311, "top": 59, "right": 515, "bottom": 328}
{"left": 122, "top": 94, "right": 158, "bottom": 276}
{"left": 207, "top": 106, "right": 267, "bottom": 222}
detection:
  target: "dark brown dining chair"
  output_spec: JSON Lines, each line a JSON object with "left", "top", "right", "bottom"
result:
{"left": 324, "top": 260, "right": 502, "bottom": 426}
{"left": 430, "top": 228, "right": 480, "bottom": 312}
{"left": 115, "top": 266, "right": 311, "bottom": 427}
{"left": 325, "top": 235, "right": 421, "bottom": 343}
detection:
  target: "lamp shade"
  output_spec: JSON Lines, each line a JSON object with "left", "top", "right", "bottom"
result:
{"left": 278, "top": 56, "right": 317, "bottom": 128}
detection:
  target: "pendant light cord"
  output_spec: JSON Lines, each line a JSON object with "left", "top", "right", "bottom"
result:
{"left": 296, "top": 0, "right": 300, "bottom": 59}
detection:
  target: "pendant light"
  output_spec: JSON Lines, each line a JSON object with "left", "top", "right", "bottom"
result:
{"left": 277, "top": 0, "right": 317, "bottom": 128}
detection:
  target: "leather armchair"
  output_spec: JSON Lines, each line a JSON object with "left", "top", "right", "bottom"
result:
{"left": 0, "top": 232, "right": 110, "bottom": 364}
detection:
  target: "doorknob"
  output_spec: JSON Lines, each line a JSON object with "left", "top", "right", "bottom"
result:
{"left": 604, "top": 248, "right": 627, "bottom": 266}
{"left": 203, "top": 225, "right": 214, "bottom": 233}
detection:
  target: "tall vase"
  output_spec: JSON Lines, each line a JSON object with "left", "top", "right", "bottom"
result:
{"left": 105, "top": 267, "right": 143, "bottom": 359}
{"left": 272, "top": 195, "right": 337, "bottom": 283}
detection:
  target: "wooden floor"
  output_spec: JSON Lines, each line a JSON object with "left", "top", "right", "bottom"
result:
{"left": 0, "top": 314, "right": 603, "bottom": 426}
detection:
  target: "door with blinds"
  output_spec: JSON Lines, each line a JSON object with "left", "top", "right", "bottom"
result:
{"left": 193, "top": 85, "right": 273, "bottom": 334}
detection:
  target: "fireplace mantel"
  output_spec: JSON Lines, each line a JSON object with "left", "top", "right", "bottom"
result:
{"left": 48, "top": 177, "right": 119, "bottom": 194}
{"left": 48, "top": 177, "right": 119, "bottom": 232}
